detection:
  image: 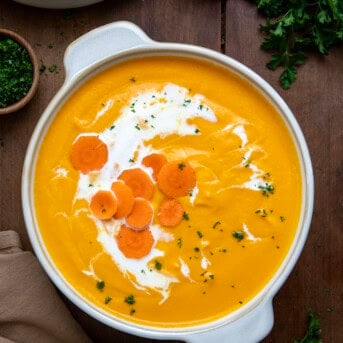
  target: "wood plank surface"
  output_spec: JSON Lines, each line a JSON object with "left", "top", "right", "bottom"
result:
{"left": 0, "top": 0, "right": 341, "bottom": 342}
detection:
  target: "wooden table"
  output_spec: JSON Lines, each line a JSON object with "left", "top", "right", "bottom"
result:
{"left": 0, "top": 0, "right": 342, "bottom": 342}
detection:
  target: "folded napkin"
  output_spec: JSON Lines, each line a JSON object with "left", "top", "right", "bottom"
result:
{"left": 0, "top": 230, "right": 91, "bottom": 343}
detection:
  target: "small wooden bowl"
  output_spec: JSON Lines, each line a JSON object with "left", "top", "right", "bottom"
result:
{"left": 0, "top": 29, "right": 39, "bottom": 115}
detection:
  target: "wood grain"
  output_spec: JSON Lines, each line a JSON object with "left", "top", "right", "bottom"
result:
{"left": 0, "top": 0, "right": 341, "bottom": 341}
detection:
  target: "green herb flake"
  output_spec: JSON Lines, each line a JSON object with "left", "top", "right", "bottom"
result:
{"left": 130, "top": 308, "right": 136, "bottom": 315}
{"left": 177, "top": 238, "right": 182, "bottom": 248}
{"left": 104, "top": 296, "right": 112, "bottom": 304}
{"left": 197, "top": 231, "right": 203, "bottom": 239}
{"left": 0, "top": 38, "right": 33, "bottom": 107}
{"left": 178, "top": 162, "right": 186, "bottom": 170}
{"left": 194, "top": 128, "right": 200, "bottom": 134}
{"left": 124, "top": 294, "right": 135, "bottom": 305}
{"left": 183, "top": 212, "right": 190, "bottom": 221}
{"left": 129, "top": 77, "right": 136, "bottom": 83}
{"left": 255, "top": 209, "right": 268, "bottom": 217}
{"left": 326, "top": 306, "right": 333, "bottom": 312}
{"left": 194, "top": 247, "right": 200, "bottom": 252}
{"left": 129, "top": 158, "right": 135, "bottom": 163}
{"left": 280, "top": 215, "right": 286, "bottom": 222}
{"left": 109, "top": 125, "right": 115, "bottom": 130}
{"left": 88, "top": 184, "right": 94, "bottom": 187}
{"left": 48, "top": 64, "right": 58, "bottom": 73}
{"left": 154, "top": 260, "right": 162, "bottom": 270}
{"left": 134, "top": 123, "right": 141, "bottom": 131}
{"left": 198, "top": 104, "right": 204, "bottom": 110}
{"left": 212, "top": 221, "right": 221, "bottom": 229}
{"left": 294, "top": 311, "right": 322, "bottom": 343}
{"left": 96, "top": 280, "right": 105, "bottom": 291}
{"left": 258, "top": 183, "right": 274, "bottom": 196}
{"left": 232, "top": 231, "right": 244, "bottom": 242}
{"left": 39, "top": 59, "right": 46, "bottom": 73}
{"left": 183, "top": 99, "right": 191, "bottom": 107}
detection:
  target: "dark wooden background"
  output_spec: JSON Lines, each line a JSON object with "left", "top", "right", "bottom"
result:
{"left": 0, "top": 0, "right": 342, "bottom": 342}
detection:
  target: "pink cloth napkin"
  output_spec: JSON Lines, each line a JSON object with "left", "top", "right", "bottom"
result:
{"left": 0, "top": 230, "right": 91, "bottom": 343}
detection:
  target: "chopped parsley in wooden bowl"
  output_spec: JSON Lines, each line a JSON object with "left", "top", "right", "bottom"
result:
{"left": 0, "top": 29, "right": 39, "bottom": 115}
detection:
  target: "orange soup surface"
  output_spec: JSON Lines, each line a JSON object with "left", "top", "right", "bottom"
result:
{"left": 34, "top": 56, "right": 302, "bottom": 327}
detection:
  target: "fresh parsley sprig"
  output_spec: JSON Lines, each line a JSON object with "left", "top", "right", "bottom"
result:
{"left": 251, "top": 0, "right": 343, "bottom": 89}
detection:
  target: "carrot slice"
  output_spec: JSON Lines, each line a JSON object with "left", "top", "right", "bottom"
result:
{"left": 70, "top": 135, "right": 108, "bottom": 173}
{"left": 157, "top": 160, "right": 196, "bottom": 197}
{"left": 118, "top": 168, "right": 154, "bottom": 200}
{"left": 158, "top": 198, "right": 184, "bottom": 227}
{"left": 111, "top": 181, "right": 135, "bottom": 219}
{"left": 90, "top": 190, "right": 117, "bottom": 220}
{"left": 116, "top": 225, "right": 154, "bottom": 259}
{"left": 126, "top": 197, "right": 153, "bottom": 230}
{"left": 142, "top": 153, "right": 168, "bottom": 180}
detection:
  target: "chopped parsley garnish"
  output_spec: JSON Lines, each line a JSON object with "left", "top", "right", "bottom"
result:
{"left": 178, "top": 162, "right": 186, "bottom": 170}
{"left": 198, "top": 104, "right": 204, "bottom": 110}
{"left": 194, "top": 247, "right": 200, "bottom": 252}
{"left": 129, "top": 76, "right": 136, "bottom": 82}
{"left": 212, "top": 221, "right": 221, "bottom": 229}
{"left": 104, "top": 296, "right": 112, "bottom": 304}
{"left": 255, "top": 209, "right": 268, "bottom": 217}
{"left": 151, "top": 114, "right": 156, "bottom": 118}
{"left": 219, "top": 248, "right": 227, "bottom": 253}
{"left": 258, "top": 183, "right": 274, "bottom": 196}
{"left": 294, "top": 311, "right": 322, "bottom": 343}
{"left": 48, "top": 64, "right": 58, "bottom": 73}
{"left": 232, "top": 231, "right": 244, "bottom": 241}
{"left": 183, "top": 212, "right": 189, "bottom": 220}
{"left": 39, "top": 59, "right": 46, "bottom": 73}
{"left": 0, "top": 37, "right": 33, "bottom": 107}
{"left": 130, "top": 308, "right": 136, "bottom": 315}
{"left": 134, "top": 123, "right": 141, "bottom": 130}
{"left": 280, "top": 216, "right": 286, "bottom": 222}
{"left": 197, "top": 231, "right": 203, "bottom": 239}
{"left": 154, "top": 260, "right": 162, "bottom": 270}
{"left": 183, "top": 99, "right": 191, "bottom": 107}
{"left": 96, "top": 280, "right": 105, "bottom": 291}
{"left": 177, "top": 238, "right": 182, "bottom": 248}
{"left": 88, "top": 184, "right": 94, "bottom": 187}
{"left": 124, "top": 294, "right": 135, "bottom": 305}
{"left": 209, "top": 274, "right": 214, "bottom": 280}
{"left": 194, "top": 128, "right": 200, "bottom": 134}
{"left": 129, "top": 158, "right": 135, "bottom": 163}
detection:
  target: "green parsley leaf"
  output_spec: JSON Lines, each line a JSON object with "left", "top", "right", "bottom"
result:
{"left": 280, "top": 66, "right": 297, "bottom": 89}
{"left": 154, "top": 260, "right": 162, "bottom": 270}
{"left": 96, "top": 280, "right": 105, "bottom": 291}
{"left": 294, "top": 311, "right": 322, "bottom": 343}
{"left": 252, "top": 0, "right": 343, "bottom": 89}
{"left": 232, "top": 231, "right": 244, "bottom": 241}
{"left": 104, "top": 296, "right": 112, "bottom": 304}
{"left": 124, "top": 294, "right": 135, "bottom": 305}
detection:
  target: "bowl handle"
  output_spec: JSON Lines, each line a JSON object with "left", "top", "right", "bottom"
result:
{"left": 183, "top": 299, "right": 274, "bottom": 343}
{"left": 63, "top": 21, "right": 155, "bottom": 82}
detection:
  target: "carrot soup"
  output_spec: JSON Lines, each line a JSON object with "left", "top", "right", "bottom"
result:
{"left": 34, "top": 56, "right": 302, "bottom": 327}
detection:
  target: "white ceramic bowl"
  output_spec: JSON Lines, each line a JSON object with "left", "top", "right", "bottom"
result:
{"left": 22, "top": 21, "right": 314, "bottom": 343}
{"left": 12, "top": 0, "right": 103, "bottom": 9}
